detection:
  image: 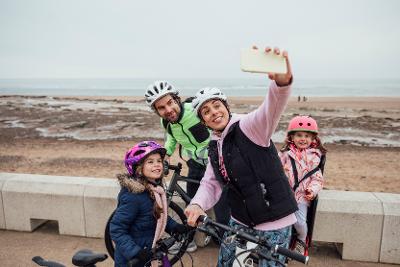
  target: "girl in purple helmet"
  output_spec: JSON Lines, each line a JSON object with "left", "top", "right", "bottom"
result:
{"left": 279, "top": 116, "right": 327, "bottom": 256}
{"left": 110, "top": 140, "right": 189, "bottom": 267}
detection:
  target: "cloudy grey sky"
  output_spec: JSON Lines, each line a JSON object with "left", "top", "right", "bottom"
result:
{"left": 0, "top": 0, "right": 399, "bottom": 79}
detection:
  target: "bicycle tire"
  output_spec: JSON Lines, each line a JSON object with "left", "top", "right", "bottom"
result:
{"left": 104, "top": 201, "right": 192, "bottom": 265}
{"left": 104, "top": 209, "right": 116, "bottom": 260}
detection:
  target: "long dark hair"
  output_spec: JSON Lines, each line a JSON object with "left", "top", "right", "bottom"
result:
{"left": 134, "top": 157, "right": 164, "bottom": 219}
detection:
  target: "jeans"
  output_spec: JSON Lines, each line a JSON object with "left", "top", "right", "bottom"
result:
{"left": 217, "top": 219, "right": 292, "bottom": 267}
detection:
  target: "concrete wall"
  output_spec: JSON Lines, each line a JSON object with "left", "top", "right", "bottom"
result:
{"left": 0, "top": 172, "right": 399, "bottom": 264}
{"left": 313, "top": 190, "right": 383, "bottom": 262}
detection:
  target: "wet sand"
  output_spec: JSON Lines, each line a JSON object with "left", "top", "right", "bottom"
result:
{"left": 1, "top": 95, "right": 399, "bottom": 193}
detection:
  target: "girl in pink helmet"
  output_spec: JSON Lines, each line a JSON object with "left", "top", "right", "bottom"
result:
{"left": 110, "top": 141, "right": 189, "bottom": 267}
{"left": 279, "top": 116, "right": 327, "bottom": 256}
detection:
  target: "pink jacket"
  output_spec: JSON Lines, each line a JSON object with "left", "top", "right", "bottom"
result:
{"left": 191, "top": 81, "right": 297, "bottom": 231}
{"left": 279, "top": 146, "right": 324, "bottom": 205}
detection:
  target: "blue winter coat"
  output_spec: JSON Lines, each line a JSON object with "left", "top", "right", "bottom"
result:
{"left": 110, "top": 174, "right": 179, "bottom": 267}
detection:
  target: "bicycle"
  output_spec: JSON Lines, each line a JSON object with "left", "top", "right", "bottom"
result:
{"left": 196, "top": 215, "right": 309, "bottom": 267}
{"left": 104, "top": 162, "right": 202, "bottom": 265}
{"left": 31, "top": 236, "right": 184, "bottom": 267}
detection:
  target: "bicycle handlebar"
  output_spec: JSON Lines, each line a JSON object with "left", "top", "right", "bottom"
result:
{"left": 197, "top": 215, "right": 309, "bottom": 265}
{"left": 167, "top": 162, "right": 183, "bottom": 172}
{"left": 128, "top": 236, "right": 178, "bottom": 267}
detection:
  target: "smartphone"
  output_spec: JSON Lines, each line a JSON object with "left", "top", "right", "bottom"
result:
{"left": 240, "top": 48, "right": 287, "bottom": 74}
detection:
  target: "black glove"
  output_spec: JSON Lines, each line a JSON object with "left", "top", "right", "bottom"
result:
{"left": 174, "top": 223, "right": 191, "bottom": 234}
{"left": 137, "top": 248, "right": 152, "bottom": 262}
{"left": 127, "top": 248, "right": 151, "bottom": 267}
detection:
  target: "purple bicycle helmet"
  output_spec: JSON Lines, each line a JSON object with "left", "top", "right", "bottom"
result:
{"left": 124, "top": 141, "right": 167, "bottom": 175}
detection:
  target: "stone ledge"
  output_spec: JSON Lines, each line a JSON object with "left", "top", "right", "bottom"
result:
{"left": 0, "top": 173, "right": 399, "bottom": 264}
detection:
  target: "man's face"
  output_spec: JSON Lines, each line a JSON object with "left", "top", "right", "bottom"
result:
{"left": 154, "top": 94, "right": 181, "bottom": 122}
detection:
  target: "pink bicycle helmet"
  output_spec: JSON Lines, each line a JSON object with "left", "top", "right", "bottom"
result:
{"left": 124, "top": 141, "right": 166, "bottom": 175}
{"left": 287, "top": 115, "right": 318, "bottom": 134}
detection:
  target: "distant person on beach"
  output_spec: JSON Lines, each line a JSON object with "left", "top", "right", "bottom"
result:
{"left": 279, "top": 115, "right": 327, "bottom": 256}
{"left": 184, "top": 46, "right": 298, "bottom": 266}
{"left": 144, "top": 81, "right": 230, "bottom": 250}
{"left": 109, "top": 141, "right": 190, "bottom": 267}
{"left": 298, "top": 95, "right": 301, "bottom": 102}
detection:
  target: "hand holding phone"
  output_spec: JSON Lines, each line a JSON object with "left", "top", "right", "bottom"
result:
{"left": 240, "top": 48, "right": 287, "bottom": 74}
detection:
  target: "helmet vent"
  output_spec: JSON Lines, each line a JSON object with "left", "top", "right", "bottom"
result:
{"left": 153, "top": 86, "right": 159, "bottom": 93}
{"left": 133, "top": 150, "right": 145, "bottom": 157}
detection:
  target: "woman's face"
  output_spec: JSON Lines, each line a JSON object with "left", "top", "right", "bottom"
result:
{"left": 199, "top": 99, "right": 229, "bottom": 132}
{"left": 141, "top": 153, "right": 163, "bottom": 182}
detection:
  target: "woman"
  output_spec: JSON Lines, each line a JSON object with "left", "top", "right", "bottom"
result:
{"left": 184, "top": 46, "right": 298, "bottom": 267}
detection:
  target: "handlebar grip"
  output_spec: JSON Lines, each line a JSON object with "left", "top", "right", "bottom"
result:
{"left": 275, "top": 245, "right": 309, "bottom": 264}
{"left": 197, "top": 215, "right": 207, "bottom": 223}
{"left": 167, "top": 163, "right": 183, "bottom": 172}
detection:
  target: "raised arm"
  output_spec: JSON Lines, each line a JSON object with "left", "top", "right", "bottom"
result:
{"left": 240, "top": 46, "right": 293, "bottom": 147}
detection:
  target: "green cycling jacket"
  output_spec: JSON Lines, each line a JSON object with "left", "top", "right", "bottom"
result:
{"left": 162, "top": 102, "right": 210, "bottom": 166}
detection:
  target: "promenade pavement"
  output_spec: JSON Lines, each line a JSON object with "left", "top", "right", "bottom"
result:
{"left": 0, "top": 222, "right": 396, "bottom": 267}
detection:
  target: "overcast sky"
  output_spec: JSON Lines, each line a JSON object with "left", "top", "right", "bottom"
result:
{"left": 0, "top": 0, "right": 399, "bottom": 80}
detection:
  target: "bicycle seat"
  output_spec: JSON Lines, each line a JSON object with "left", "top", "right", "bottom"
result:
{"left": 72, "top": 249, "right": 108, "bottom": 266}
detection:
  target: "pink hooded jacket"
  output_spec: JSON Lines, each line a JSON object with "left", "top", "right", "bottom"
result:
{"left": 191, "top": 81, "right": 297, "bottom": 231}
{"left": 279, "top": 146, "right": 324, "bottom": 205}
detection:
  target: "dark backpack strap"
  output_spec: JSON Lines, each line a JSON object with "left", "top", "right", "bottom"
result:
{"left": 319, "top": 154, "right": 326, "bottom": 174}
{"left": 162, "top": 119, "right": 173, "bottom": 137}
{"left": 289, "top": 156, "right": 299, "bottom": 190}
{"left": 289, "top": 156, "right": 321, "bottom": 191}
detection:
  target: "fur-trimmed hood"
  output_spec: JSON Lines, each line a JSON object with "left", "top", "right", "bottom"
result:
{"left": 116, "top": 173, "right": 146, "bottom": 193}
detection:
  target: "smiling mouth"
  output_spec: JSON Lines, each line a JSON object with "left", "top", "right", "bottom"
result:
{"left": 213, "top": 116, "right": 223, "bottom": 123}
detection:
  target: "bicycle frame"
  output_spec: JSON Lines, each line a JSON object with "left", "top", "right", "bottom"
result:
{"left": 197, "top": 215, "right": 309, "bottom": 266}
{"left": 165, "top": 163, "right": 200, "bottom": 206}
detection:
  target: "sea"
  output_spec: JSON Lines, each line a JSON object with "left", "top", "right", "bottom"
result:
{"left": 0, "top": 78, "right": 399, "bottom": 97}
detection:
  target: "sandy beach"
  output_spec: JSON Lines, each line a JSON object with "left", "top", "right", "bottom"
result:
{"left": 1, "top": 95, "right": 399, "bottom": 193}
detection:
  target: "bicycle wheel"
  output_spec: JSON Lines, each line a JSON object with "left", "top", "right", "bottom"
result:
{"left": 103, "top": 201, "right": 193, "bottom": 264}
{"left": 166, "top": 201, "right": 193, "bottom": 265}
{"left": 104, "top": 209, "right": 116, "bottom": 260}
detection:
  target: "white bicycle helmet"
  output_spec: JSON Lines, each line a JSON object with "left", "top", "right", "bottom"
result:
{"left": 192, "top": 87, "right": 227, "bottom": 116}
{"left": 145, "top": 81, "right": 179, "bottom": 107}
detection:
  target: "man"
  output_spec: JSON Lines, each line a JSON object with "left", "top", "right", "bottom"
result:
{"left": 145, "top": 81, "right": 230, "bottom": 251}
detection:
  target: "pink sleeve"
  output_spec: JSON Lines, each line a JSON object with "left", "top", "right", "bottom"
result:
{"left": 307, "top": 155, "right": 324, "bottom": 195}
{"left": 189, "top": 161, "right": 222, "bottom": 211}
{"left": 308, "top": 170, "right": 324, "bottom": 196}
{"left": 239, "top": 81, "right": 291, "bottom": 147}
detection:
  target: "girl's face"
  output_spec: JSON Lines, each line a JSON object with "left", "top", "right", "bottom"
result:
{"left": 200, "top": 99, "right": 229, "bottom": 132}
{"left": 292, "top": 131, "right": 314, "bottom": 150}
{"left": 141, "top": 153, "right": 163, "bottom": 182}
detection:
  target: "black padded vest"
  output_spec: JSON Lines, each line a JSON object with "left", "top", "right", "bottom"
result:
{"left": 208, "top": 121, "right": 297, "bottom": 227}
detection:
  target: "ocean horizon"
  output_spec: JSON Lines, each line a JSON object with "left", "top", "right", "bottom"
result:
{"left": 0, "top": 78, "right": 399, "bottom": 97}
